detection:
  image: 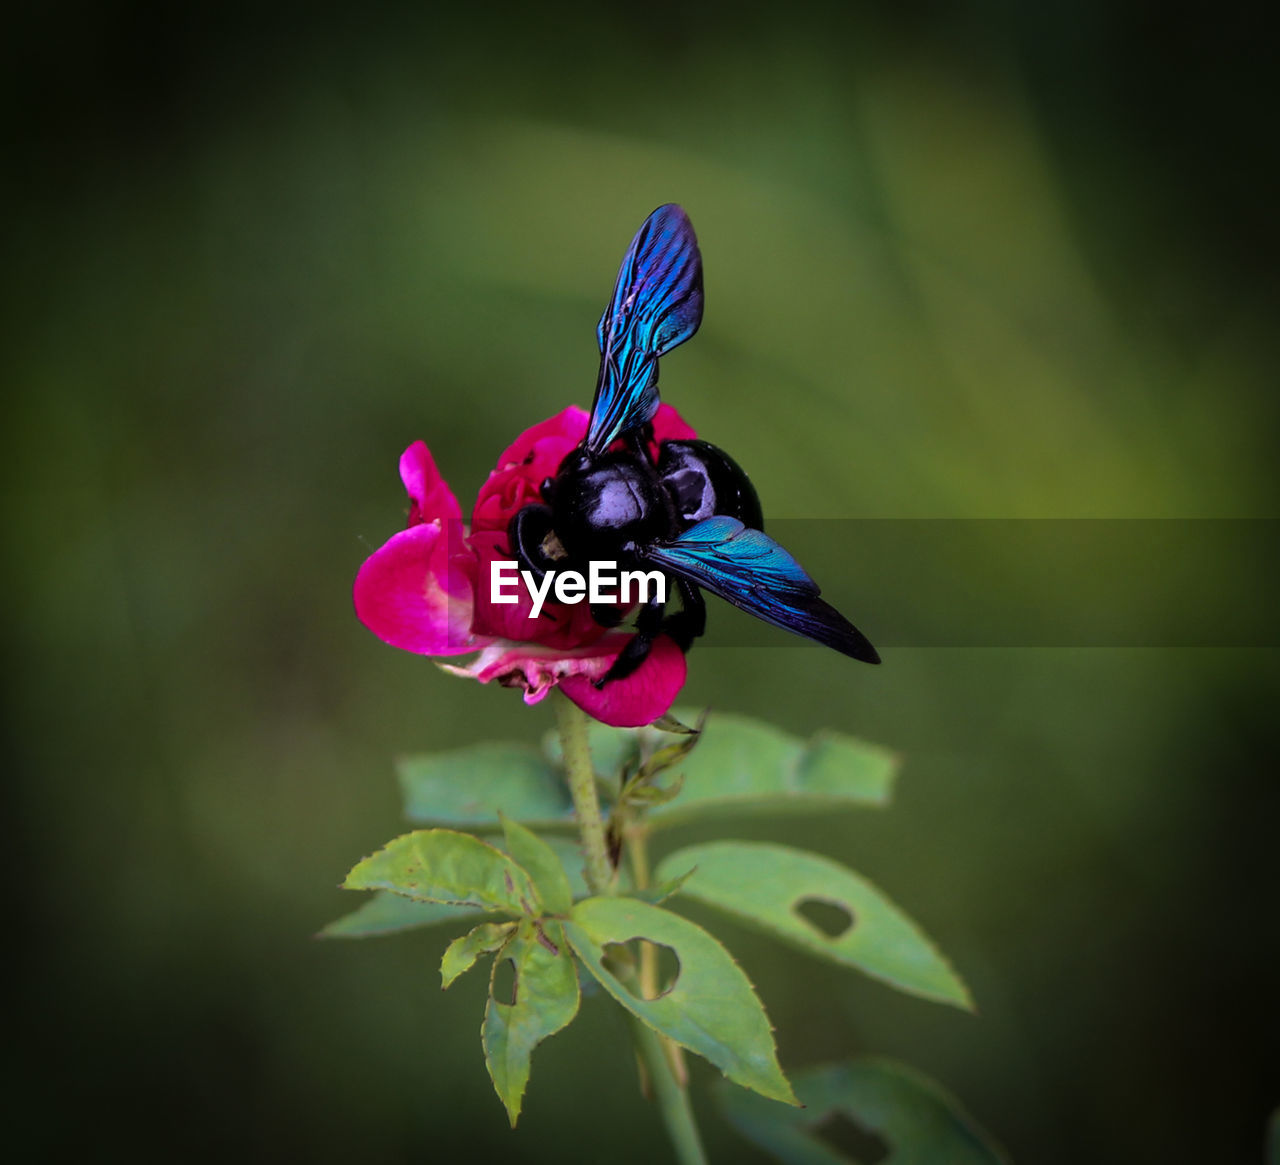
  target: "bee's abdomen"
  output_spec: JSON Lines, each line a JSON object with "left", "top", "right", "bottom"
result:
{"left": 657, "top": 440, "right": 764, "bottom": 532}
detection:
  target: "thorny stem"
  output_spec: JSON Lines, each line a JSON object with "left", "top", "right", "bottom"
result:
{"left": 554, "top": 692, "right": 707, "bottom": 1165}
{"left": 554, "top": 692, "right": 613, "bottom": 895}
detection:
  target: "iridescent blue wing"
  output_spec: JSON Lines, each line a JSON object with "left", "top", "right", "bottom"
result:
{"left": 641, "top": 517, "right": 880, "bottom": 663}
{"left": 585, "top": 204, "right": 704, "bottom": 455}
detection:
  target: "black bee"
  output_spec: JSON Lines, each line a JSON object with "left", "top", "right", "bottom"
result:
{"left": 508, "top": 204, "right": 879, "bottom": 687}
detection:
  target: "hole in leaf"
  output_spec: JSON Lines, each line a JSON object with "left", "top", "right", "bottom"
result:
{"left": 794, "top": 898, "right": 854, "bottom": 940}
{"left": 647, "top": 941, "right": 681, "bottom": 1000}
{"left": 604, "top": 938, "right": 681, "bottom": 1000}
{"left": 601, "top": 942, "right": 637, "bottom": 981}
{"left": 492, "top": 957, "right": 517, "bottom": 1006}
{"left": 814, "top": 1111, "right": 889, "bottom": 1164}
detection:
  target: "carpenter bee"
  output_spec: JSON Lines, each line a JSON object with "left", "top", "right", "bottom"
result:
{"left": 508, "top": 204, "right": 880, "bottom": 687}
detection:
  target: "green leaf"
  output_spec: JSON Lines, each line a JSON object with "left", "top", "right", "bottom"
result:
{"left": 717, "top": 1058, "right": 1008, "bottom": 1165}
{"left": 561, "top": 897, "right": 797, "bottom": 1105}
{"left": 318, "top": 891, "right": 484, "bottom": 938}
{"left": 614, "top": 710, "right": 703, "bottom": 809}
{"left": 799, "top": 731, "right": 899, "bottom": 806}
{"left": 413, "top": 714, "right": 895, "bottom": 834}
{"left": 649, "top": 711, "right": 700, "bottom": 734}
{"left": 324, "top": 834, "right": 591, "bottom": 939}
{"left": 483, "top": 919, "right": 580, "bottom": 1126}
{"left": 656, "top": 842, "right": 971, "bottom": 1010}
{"left": 621, "top": 771, "right": 685, "bottom": 808}
{"left": 518, "top": 833, "right": 592, "bottom": 901}
{"left": 624, "top": 865, "right": 697, "bottom": 906}
{"left": 398, "top": 743, "right": 575, "bottom": 827}
{"left": 636, "top": 709, "right": 705, "bottom": 780}
{"left": 441, "top": 921, "right": 517, "bottom": 988}
{"left": 344, "top": 829, "right": 540, "bottom": 916}
{"left": 643, "top": 715, "right": 899, "bottom": 829}
{"left": 501, "top": 816, "right": 573, "bottom": 914}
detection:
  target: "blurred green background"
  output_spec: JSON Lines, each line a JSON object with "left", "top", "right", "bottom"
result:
{"left": 5, "top": 2, "right": 1276, "bottom": 1161}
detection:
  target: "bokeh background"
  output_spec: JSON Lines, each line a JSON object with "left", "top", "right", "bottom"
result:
{"left": 6, "top": 2, "right": 1276, "bottom": 1161}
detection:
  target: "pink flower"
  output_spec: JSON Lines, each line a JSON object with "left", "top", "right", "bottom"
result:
{"left": 353, "top": 404, "right": 696, "bottom": 727}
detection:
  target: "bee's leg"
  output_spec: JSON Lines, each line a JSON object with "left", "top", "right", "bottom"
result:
{"left": 507, "top": 504, "right": 557, "bottom": 580}
{"left": 661, "top": 579, "right": 706, "bottom": 652}
{"left": 594, "top": 594, "right": 666, "bottom": 688}
{"left": 590, "top": 603, "right": 626, "bottom": 629}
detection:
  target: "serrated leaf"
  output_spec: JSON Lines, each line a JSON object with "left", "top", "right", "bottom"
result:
{"left": 717, "top": 1058, "right": 1008, "bottom": 1165}
{"left": 344, "top": 829, "right": 540, "bottom": 916}
{"left": 656, "top": 842, "right": 971, "bottom": 1010}
{"left": 398, "top": 743, "right": 575, "bottom": 827}
{"left": 501, "top": 816, "right": 573, "bottom": 914}
{"left": 325, "top": 834, "right": 592, "bottom": 938}
{"left": 561, "top": 897, "right": 797, "bottom": 1105}
{"left": 318, "top": 891, "right": 484, "bottom": 938}
{"left": 643, "top": 715, "right": 899, "bottom": 829}
{"left": 483, "top": 919, "right": 580, "bottom": 1126}
{"left": 441, "top": 921, "right": 516, "bottom": 988}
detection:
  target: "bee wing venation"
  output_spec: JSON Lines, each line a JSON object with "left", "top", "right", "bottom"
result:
{"left": 586, "top": 204, "right": 704, "bottom": 454}
{"left": 641, "top": 517, "right": 881, "bottom": 663}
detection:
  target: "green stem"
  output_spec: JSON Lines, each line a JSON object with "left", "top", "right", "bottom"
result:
{"left": 554, "top": 692, "right": 707, "bottom": 1165}
{"left": 629, "top": 1017, "right": 709, "bottom": 1165}
{"left": 554, "top": 692, "right": 613, "bottom": 895}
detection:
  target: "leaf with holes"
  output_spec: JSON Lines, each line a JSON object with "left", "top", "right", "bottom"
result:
{"left": 717, "top": 1057, "right": 1008, "bottom": 1164}
{"left": 441, "top": 921, "right": 517, "bottom": 989}
{"left": 500, "top": 816, "right": 573, "bottom": 914}
{"left": 655, "top": 842, "right": 971, "bottom": 1010}
{"left": 344, "top": 829, "right": 540, "bottom": 916}
{"left": 483, "top": 919, "right": 580, "bottom": 1126}
{"left": 642, "top": 714, "right": 899, "bottom": 828}
{"left": 561, "top": 897, "right": 797, "bottom": 1105}
{"left": 399, "top": 743, "right": 575, "bottom": 827}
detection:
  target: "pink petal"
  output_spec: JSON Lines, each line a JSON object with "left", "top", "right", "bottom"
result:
{"left": 400, "top": 441, "right": 462, "bottom": 526}
{"left": 560, "top": 635, "right": 687, "bottom": 727}
{"left": 441, "top": 636, "right": 626, "bottom": 699}
{"left": 651, "top": 402, "right": 698, "bottom": 443}
{"left": 490, "top": 406, "right": 590, "bottom": 468}
{"left": 466, "top": 529, "right": 606, "bottom": 649}
{"left": 471, "top": 407, "right": 590, "bottom": 534}
{"left": 441, "top": 633, "right": 686, "bottom": 727}
{"left": 353, "top": 519, "right": 483, "bottom": 656}
{"left": 470, "top": 432, "right": 579, "bottom": 533}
